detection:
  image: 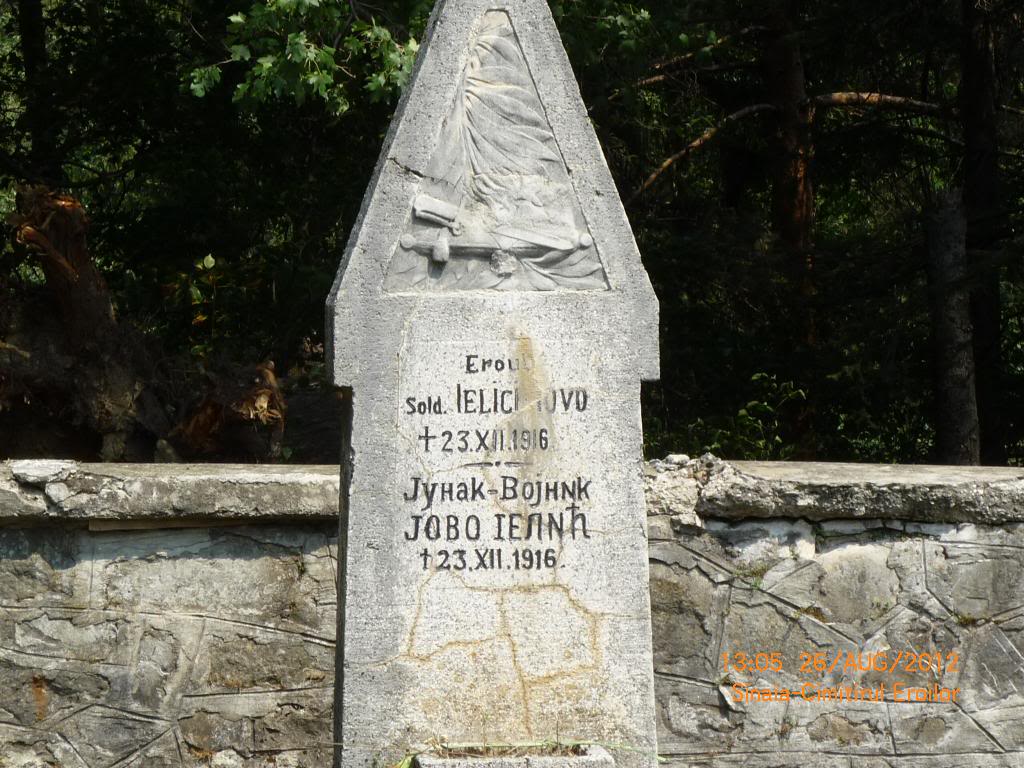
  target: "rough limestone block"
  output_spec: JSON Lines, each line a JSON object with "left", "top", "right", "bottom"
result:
{"left": 0, "top": 523, "right": 337, "bottom": 768}
{"left": 644, "top": 461, "right": 700, "bottom": 528}
{"left": 700, "top": 460, "right": 1024, "bottom": 523}
{"left": 652, "top": 512, "right": 1024, "bottom": 765}
{"left": 327, "top": 1, "right": 660, "bottom": 767}
{"left": 0, "top": 460, "right": 339, "bottom": 524}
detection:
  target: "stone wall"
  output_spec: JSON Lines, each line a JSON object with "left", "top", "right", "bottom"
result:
{"left": 2, "top": 458, "right": 1024, "bottom": 767}
{"left": 646, "top": 456, "right": 1024, "bottom": 768}
{"left": 0, "top": 463, "right": 339, "bottom": 768}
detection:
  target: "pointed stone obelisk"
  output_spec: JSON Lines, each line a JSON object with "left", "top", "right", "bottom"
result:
{"left": 327, "top": 1, "right": 659, "bottom": 767}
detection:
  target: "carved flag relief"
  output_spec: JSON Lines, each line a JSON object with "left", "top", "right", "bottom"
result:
{"left": 385, "top": 11, "right": 609, "bottom": 292}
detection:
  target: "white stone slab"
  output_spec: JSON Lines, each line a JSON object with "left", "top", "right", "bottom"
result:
{"left": 327, "top": 1, "right": 660, "bottom": 767}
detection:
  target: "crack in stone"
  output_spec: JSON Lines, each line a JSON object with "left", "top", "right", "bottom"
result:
{"left": 0, "top": 645, "right": 131, "bottom": 667}
{"left": 921, "top": 541, "right": 955, "bottom": 619}
{"left": 107, "top": 726, "right": 175, "bottom": 768}
{"left": 496, "top": 592, "right": 533, "bottom": 735}
{"left": 390, "top": 157, "right": 425, "bottom": 180}
{"left": 402, "top": 570, "right": 438, "bottom": 658}
{"left": 173, "top": 727, "right": 185, "bottom": 766}
{"left": 951, "top": 698, "right": 1007, "bottom": 753}
{"left": 182, "top": 685, "right": 333, "bottom": 700}
{"left": 57, "top": 731, "right": 90, "bottom": 768}
{"left": 655, "top": 670, "right": 719, "bottom": 687}
{"left": 2, "top": 605, "right": 334, "bottom": 647}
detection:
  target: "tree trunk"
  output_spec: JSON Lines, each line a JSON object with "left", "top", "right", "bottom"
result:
{"left": 5, "top": 189, "right": 292, "bottom": 462}
{"left": 762, "top": 8, "right": 815, "bottom": 270}
{"left": 961, "top": 0, "right": 1005, "bottom": 464}
{"left": 925, "top": 190, "right": 980, "bottom": 465}
{"left": 16, "top": 0, "right": 60, "bottom": 183}
{"left": 762, "top": 3, "right": 817, "bottom": 456}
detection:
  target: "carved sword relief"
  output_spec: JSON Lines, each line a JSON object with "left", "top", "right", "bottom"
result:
{"left": 384, "top": 10, "right": 608, "bottom": 292}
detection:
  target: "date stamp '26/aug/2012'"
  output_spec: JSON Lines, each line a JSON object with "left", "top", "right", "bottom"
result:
{"left": 721, "top": 650, "right": 964, "bottom": 705}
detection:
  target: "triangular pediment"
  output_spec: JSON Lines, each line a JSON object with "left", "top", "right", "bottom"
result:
{"left": 384, "top": 10, "right": 607, "bottom": 293}
{"left": 328, "top": 0, "right": 661, "bottom": 385}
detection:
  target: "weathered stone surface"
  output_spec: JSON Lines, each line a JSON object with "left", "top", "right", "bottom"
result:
{"left": 0, "top": 522, "right": 336, "bottom": 767}
{"left": 6, "top": 456, "right": 1024, "bottom": 526}
{"left": 700, "top": 459, "right": 1024, "bottom": 523}
{"left": 644, "top": 457, "right": 701, "bottom": 534}
{"left": 326, "top": 0, "right": 660, "bottom": 766}
{"left": 651, "top": 506, "right": 1024, "bottom": 765}
{"left": 415, "top": 745, "right": 614, "bottom": 768}
{"left": 0, "top": 460, "right": 339, "bottom": 524}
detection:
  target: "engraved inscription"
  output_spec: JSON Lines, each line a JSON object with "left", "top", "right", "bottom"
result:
{"left": 385, "top": 11, "right": 609, "bottom": 293}
{"left": 397, "top": 341, "right": 602, "bottom": 583}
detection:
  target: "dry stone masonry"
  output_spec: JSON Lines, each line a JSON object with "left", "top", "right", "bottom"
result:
{"left": 327, "top": 0, "right": 661, "bottom": 766}
{"left": 645, "top": 458, "right": 1024, "bottom": 768}
{"left": 0, "top": 461, "right": 339, "bottom": 768}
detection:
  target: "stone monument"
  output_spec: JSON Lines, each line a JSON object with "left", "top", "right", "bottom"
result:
{"left": 327, "top": 0, "right": 659, "bottom": 767}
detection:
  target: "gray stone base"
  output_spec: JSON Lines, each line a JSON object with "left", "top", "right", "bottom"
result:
{"left": 416, "top": 745, "right": 614, "bottom": 768}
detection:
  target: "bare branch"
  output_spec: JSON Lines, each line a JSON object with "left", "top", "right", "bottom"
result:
{"left": 634, "top": 62, "right": 757, "bottom": 89}
{"left": 606, "top": 26, "right": 769, "bottom": 100}
{"left": 650, "top": 26, "right": 768, "bottom": 76}
{"left": 629, "top": 103, "right": 776, "bottom": 205}
{"left": 809, "top": 92, "right": 946, "bottom": 116}
{"left": 0, "top": 340, "right": 32, "bottom": 360}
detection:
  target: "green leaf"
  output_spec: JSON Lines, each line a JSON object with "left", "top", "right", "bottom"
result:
{"left": 230, "top": 44, "right": 251, "bottom": 61}
{"left": 286, "top": 32, "right": 309, "bottom": 61}
{"left": 330, "top": 93, "right": 350, "bottom": 115}
{"left": 203, "top": 254, "right": 216, "bottom": 269}
{"left": 189, "top": 66, "right": 221, "bottom": 98}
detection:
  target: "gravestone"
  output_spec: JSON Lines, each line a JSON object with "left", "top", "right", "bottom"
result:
{"left": 327, "top": 1, "right": 659, "bottom": 767}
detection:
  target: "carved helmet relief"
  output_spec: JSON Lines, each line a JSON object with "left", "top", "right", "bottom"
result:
{"left": 385, "top": 10, "right": 608, "bottom": 292}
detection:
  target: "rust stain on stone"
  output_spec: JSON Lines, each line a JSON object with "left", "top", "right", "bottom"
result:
{"left": 31, "top": 674, "right": 48, "bottom": 721}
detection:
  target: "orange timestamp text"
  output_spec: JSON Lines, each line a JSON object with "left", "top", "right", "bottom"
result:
{"left": 721, "top": 650, "right": 960, "bottom": 676}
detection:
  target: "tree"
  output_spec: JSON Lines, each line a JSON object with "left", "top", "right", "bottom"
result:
{"left": 925, "top": 189, "right": 979, "bottom": 464}
{"left": 573, "top": 0, "right": 1019, "bottom": 462}
{"left": 0, "top": 1, "right": 422, "bottom": 459}
{"left": 1, "top": 0, "right": 1022, "bottom": 465}
{"left": 961, "top": 0, "right": 1008, "bottom": 464}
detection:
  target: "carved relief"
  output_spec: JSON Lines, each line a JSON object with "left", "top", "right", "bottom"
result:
{"left": 385, "top": 11, "right": 608, "bottom": 292}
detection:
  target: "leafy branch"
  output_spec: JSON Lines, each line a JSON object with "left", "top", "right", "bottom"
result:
{"left": 189, "top": 0, "right": 420, "bottom": 115}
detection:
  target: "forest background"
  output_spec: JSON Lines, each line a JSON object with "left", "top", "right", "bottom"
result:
{"left": 1, "top": 0, "right": 1022, "bottom": 466}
